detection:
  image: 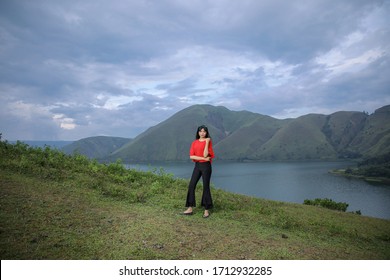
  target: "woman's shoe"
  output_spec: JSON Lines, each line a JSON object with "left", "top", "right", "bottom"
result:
{"left": 182, "top": 207, "right": 193, "bottom": 215}
{"left": 203, "top": 211, "right": 210, "bottom": 218}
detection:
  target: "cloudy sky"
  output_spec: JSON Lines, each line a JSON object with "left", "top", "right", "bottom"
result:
{"left": 1, "top": 0, "right": 389, "bottom": 141}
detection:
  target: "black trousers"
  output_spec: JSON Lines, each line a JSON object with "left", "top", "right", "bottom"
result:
{"left": 185, "top": 162, "right": 213, "bottom": 210}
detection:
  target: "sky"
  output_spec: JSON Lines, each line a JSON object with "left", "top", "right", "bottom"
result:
{"left": 1, "top": 0, "right": 389, "bottom": 141}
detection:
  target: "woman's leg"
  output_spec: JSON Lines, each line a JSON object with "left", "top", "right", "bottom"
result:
{"left": 185, "top": 163, "right": 202, "bottom": 208}
{"left": 200, "top": 162, "right": 213, "bottom": 210}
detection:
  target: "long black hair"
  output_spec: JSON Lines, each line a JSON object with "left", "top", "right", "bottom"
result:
{"left": 195, "top": 125, "right": 211, "bottom": 139}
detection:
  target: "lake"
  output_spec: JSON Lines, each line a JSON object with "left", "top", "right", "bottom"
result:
{"left": 126, "top": 161, "right": 390, "bottom": 220}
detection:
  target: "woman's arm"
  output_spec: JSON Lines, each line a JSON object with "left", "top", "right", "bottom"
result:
{"left": 190, "top": 155, "right": 210, "bottom": 161}
{"left": 203, "top": 138, "right": 210, "bottom": 157}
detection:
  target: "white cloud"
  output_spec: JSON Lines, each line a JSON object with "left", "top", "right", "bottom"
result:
{"left": 98, "top": 94, "right": 143, "bottom": 110}
{"left": 52, "top": 114, "right": 76, "bottom": 130}
{"left": 7, "top": 101, "right": 51, "bottom": 120}
{"left": 314, "top": 28, "right": 385, "bottom": 82}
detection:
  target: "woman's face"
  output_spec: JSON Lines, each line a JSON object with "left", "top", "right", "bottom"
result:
{"left": 198, "top": 128, "right": 207, "bottom": 138}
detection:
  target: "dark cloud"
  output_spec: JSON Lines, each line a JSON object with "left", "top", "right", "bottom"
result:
{"left": 0, "top": 0, "right": 389, "bottom": 140}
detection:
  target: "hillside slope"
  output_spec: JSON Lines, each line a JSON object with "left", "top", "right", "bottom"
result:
{"left": 1, "top": 141, "right": 390, "bottom": 260}
{"left": 254, "top": 114, "right": 337, "bottom": 160}
{"left": 349, "top": 105, "right": 390, "bottom": 156}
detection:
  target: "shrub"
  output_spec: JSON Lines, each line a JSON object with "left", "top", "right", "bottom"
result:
{"left": 303, "top": 198, "right": 349, "bottom": 212}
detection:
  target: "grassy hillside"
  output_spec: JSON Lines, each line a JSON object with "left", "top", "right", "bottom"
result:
{"left": 255, "top": 114, "right": 337, "bottom": 160}
{"left": 349, "top": 105, "right": 390, "bottom": 156}
{"left": 322, "top": 111, "right": 367, "bottom": 157}
{"left": 1, "top": 141, "right": 390, "bottom": 260}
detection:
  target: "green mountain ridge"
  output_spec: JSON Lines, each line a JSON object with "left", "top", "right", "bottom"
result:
{"left": 63, "top": 104, "right": 390, "bottom": 162}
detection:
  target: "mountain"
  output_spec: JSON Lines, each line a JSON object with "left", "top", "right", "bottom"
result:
{"left": 106, "top": 104, "right": 390, "bottom": 162}
{"left": 66, "top": 104, "right": 390, "bottom": 162}
{"left": 108, "top": 104, "right": 261, "bottom": 161}
{"left": 62, "top": 136, "right": 131, "bottom": 159}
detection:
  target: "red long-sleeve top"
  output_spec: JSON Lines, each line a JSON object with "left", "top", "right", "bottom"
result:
{"left": 189, "top": 139, "right": 215, "bottom": 163}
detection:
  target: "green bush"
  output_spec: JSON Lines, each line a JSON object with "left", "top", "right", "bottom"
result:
{"left": 303, "top": 198, "right": 349, "bottom": 212}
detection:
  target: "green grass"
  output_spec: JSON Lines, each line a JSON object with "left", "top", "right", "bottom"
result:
{"left": 1, "top": 141, "right": 390, "bottom": 259}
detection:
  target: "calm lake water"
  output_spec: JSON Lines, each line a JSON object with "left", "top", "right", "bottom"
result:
{"left": 126, "top": 161, "right": 390, "bottom": 220}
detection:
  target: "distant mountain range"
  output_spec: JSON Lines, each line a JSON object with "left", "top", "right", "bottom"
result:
{"left": 10, "top": 140, "right": 73, "bottom": 149}
{"left": 62, "top": 104, "right": 390, "bottom": 162}
{"left": 62, "top": 136, "right": 131, "bottom": 159}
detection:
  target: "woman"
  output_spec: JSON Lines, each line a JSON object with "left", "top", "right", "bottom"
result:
{"left": 183, "top": 125, "right": 215, "bottom": 218}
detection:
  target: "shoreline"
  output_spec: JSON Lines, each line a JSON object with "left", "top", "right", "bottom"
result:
{"left": 329, "top": 169, "right": 390, "bottom": 186}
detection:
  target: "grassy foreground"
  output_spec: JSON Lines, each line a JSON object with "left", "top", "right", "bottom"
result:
{"left": 1, "top": 141, "right": 390, "bottom": 259}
